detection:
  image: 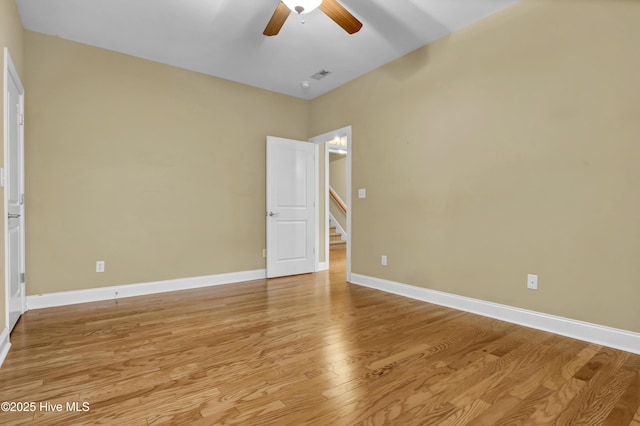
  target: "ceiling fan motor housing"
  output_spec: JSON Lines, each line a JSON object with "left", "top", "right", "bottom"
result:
{"left": 264, "top": 0, "right": 362, "bottom": 36}
{"left": 282, "top": 0, "right": 323, "bottom": 14}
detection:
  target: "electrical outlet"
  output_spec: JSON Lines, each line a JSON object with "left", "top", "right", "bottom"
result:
{"left": 358, "top": 188, "right": 366, "bottom": 199}
{"left": 527, "top": 274, "right": 538, "bottom": 290}
{"left": 381, "top": 255, "right": 387, "bottom": 266}
{"left": 262, "top": 249, "right": 266, "bottom": 258}
{"left": 96, "top": 261, "right": 105, "bottom": 273}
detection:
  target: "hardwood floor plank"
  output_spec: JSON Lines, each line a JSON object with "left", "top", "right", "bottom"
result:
{"left": 366, "top": 344, "right": 432, "bottom": 371}
{"left": 465, "top": 395, "right": 522, "bottom": 426}
{"left": 632, "top": 405, "right": 640, "bottom": 425}
{"left": 447, "top": 340, "right": 547, "bottom": 407}
{"left": 438, "top": 399, "right": 491, "bottom": 426}
{"left": 556, "top": 348, "right": 634, "bottom": 425}
{"left": 507, "top": 338, "right": 584, "bottom": 399}
{"left": 603, "top": 372, "right": 640, "bottom": 426}
{"left": 0, "top": 249, "right": 638, "bottom": 425}
{"left": 493, "top": 384, "right": 555, "bottom": 425}
{"left": 525, "top": 378, "right": 586, "bottom": 424}
{"left": 574, "top": 347, "right": 627, "bottom": 382}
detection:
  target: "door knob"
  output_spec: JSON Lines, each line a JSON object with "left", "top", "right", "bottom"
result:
{"left": 267, "top": 211, "right": 279, "bottom": 217}
{"left": 8, "top": 213, "right": 20, "bottom": 219}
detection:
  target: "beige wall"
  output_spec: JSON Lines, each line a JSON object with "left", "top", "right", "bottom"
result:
{"left": 24, "top": 31, "right": 310, "bottom": 294}
{"left": 329, "top": 201, "right": 346, "bottom": 233}
{"left": 0, "top": 0, "right": 24, "bottom": 330}
{"left": 310, "top": 0, "right": 640, "bottom": 332}
{"left": 329, "top": 153, "right": 347, "bottom": 200}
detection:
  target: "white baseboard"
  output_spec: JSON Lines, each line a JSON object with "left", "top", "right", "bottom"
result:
{"left": 350, "top": 273, "right": 640, "bottom": 355}
{"left": 27, "top": 269, "right": 266, "bottom": 310}
{"left": 318, "top": 262, "right": 328, "bottom": 271}
{"left": 0, "top": 327, "right": 10, "bottom": 368}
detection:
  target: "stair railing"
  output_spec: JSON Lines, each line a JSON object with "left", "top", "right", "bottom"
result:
{"left": 329, "top": 186, "right": 347, "bottom": 214}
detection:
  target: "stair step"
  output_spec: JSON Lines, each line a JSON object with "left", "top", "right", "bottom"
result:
{"left": 329, "top": 224, "right": 345, "bottom": 249}
{"left": 330, "top": 236, "right": 343, "bottom": 243}
{"left": 330, "top": 240, "right": 346, "bottom": 250}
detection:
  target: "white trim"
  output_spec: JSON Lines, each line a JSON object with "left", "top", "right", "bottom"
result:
{"left": 350, "top": 273, "right": 640, "bottom": 355}
{"left": 327, "top": 147, "right": 347, "bottom": 155}
{"left": 0, "top": 327, "right": 10, "bottom": 368}
{"left": 329, "top": 213, "right": 347, "bottom": 239}
{"left": 27, "top": 269, "right": 266, "bottom": 310}
{"left": 345, "top": 127, "right": 352, "bottom": 281}
{"left": 3, "top": 48, "right": 7, "bottom": 331}
{"left": 309, "top": 131, "right": 331, "bottom": 271}
{"left": 325, "top": 142, "right": 330, "bottom": 271}
{"left": 318, "top": 262, "right": 328, "bottom": 271}
{"left": 314, "top": 143, "right": 320, "bottom": 271}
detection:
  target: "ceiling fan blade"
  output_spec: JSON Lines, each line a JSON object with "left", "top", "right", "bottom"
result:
{"left": 263, "top": 1, "right": 291, "bottom": 36}
{"left": 319, "top": 0, "right": 362, "bottom": 34}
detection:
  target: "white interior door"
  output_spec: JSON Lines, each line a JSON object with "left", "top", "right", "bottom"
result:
{"left": 4, "top": 49, "right": 25, "bottom": 332}
{"left": 266, "top": 136, "right": 315, "bottom": 278}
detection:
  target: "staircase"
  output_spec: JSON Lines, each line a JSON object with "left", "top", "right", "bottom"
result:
{"left": 330, "top": 224, "right": 346, "bottom": 250}
{"left": 329, "top": 186, "right": 347, "bottom": 251}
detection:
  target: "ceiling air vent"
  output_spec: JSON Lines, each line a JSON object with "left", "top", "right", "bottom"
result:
{"left": 311, "top": 70, "right": 331, "bottom": 80}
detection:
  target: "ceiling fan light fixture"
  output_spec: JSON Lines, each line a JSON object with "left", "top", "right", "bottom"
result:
{"left": 282, "top": 0, "right": 322, "bottom": 14}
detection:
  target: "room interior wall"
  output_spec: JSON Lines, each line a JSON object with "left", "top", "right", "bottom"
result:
{"left": 329, "top": 153, "right": 347, "bottom": 200}
{"left": 310, "top": 0, "right": 640, "bottom": 333}
{"left": 0, "top": 0, "right": 24, "bottom": 330}
{"left": 24, "top": 30, "right": 311, "bottom": 295}
{"left": 329, "top": 201, "right": 346, "bottom": 233}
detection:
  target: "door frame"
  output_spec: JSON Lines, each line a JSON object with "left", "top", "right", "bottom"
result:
{"left": 3, "top": 48, "right": 26, "bottom": 330}
{"left": 309, "top": 125, "right": 352, "bottom": 281}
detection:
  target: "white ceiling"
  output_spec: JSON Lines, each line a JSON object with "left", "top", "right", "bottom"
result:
{"left": 16, "top": 0, "right": 519, "bottom": 100}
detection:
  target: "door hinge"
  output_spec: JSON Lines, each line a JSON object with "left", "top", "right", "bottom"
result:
{"left": 20, "top": 194, "right": 24, "bottom": 205}
{"left": 19, "top": 114, "right": 24, "bottom": 126}
{"left": 20, "top": 272, "right": 25, "bottom": 283}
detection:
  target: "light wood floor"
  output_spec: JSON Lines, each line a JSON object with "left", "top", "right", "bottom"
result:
{"left": 1, "top": 250, "right": 639, "bottom": 425}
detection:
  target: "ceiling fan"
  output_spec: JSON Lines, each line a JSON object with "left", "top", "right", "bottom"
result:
{"left": 264, "top": 0, "right": 362, "bottom": 36}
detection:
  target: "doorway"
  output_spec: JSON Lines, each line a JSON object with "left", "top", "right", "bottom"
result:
{"left": 309, "top": 126, "right": 352, "bottom": 281}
